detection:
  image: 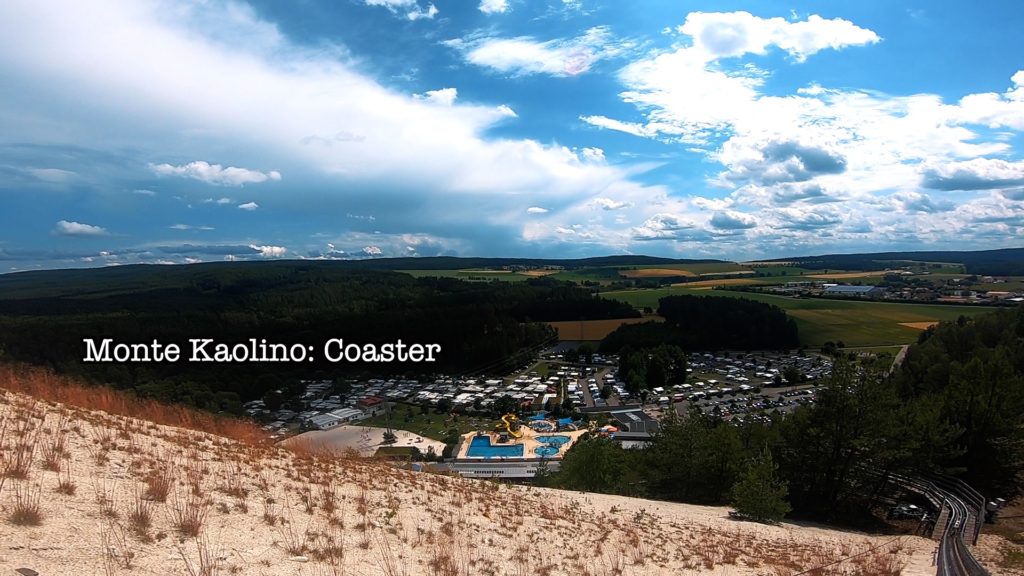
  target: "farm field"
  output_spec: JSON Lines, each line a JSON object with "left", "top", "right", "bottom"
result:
{"left": 399, "top": 269, "right": 531, "bottom": 281}
{"left": 600, "top": 287, "right": 998, "bottom": 347}
{"left": 547, "top": 316, "right": 662, "bottom": 341}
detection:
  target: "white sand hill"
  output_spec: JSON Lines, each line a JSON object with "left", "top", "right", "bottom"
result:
{"left": 0, "top": 387, "right": 937, "bottom": 575}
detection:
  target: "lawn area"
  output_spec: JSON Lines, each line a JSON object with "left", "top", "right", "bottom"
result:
{"left": 600, "top": 288, "right": 999, "bottom": 347}
{"left": 360, "top": 402, "right": 489, "bottom": 442}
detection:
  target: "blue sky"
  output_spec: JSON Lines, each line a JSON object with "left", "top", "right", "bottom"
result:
{"left": 1, "top": 0, "right": 1023, "bottom": 271}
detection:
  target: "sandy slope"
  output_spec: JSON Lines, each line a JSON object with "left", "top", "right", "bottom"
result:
{"left": 0, "top": 389, "right": 934, "bottom": 575}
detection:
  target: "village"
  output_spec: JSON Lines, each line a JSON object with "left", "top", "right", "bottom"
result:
{"left": 243, "top": 348, "right": 833, "bottom": 478}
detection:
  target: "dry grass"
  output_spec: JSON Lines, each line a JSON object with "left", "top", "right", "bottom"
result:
{"left": 9, "top": 480, "right": 43, "bottom": 525}
{"left": 0, "top": 363, "right": 266, "bottom": 445}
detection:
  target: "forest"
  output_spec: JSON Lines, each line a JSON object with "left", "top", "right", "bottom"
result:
{"left": 0, "top": 263, "right": 637, "bottom": 413}
{"left": 553, "top": 305, "right": 1024, "bottom": 523}
{"left": 762, "top": 247, "right": 1024, "bottom": 275}
{"left": 600, "top": 294, "right": 800, "bottom": 353}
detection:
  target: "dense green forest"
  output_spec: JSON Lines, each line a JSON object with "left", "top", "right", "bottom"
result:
{"left": 759, "top": 247, "right": 1024, "bottom": 275}
{"left": 554, "top": 305, "right": 1024, "bottom": 522}
{"left": 0, "top": 263, "right": 637, "bottom": 413}
{"left": 600, "top": 295, "right": 800, "bottom": 353}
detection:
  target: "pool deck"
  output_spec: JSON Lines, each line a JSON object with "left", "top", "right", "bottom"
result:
{"left": 455, "top": 427, "right": 587, "bottom": 460}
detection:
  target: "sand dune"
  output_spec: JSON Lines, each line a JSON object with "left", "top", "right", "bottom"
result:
{"left": 0, "top": 385, "right": 936, "bottom": 575}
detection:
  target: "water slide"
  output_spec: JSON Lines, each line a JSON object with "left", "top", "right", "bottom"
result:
{"left": 499, "top": 413, "right": 524, "bottom": 439}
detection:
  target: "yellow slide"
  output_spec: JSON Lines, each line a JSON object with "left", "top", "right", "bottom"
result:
{"left": 500, "top": 413, "right": 523, "bottom": 439}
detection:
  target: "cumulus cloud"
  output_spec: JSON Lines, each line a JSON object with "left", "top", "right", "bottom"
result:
{"left": 922, "top": 158, "right": 1024, "bottom": 190}
{"left": 237, "top": 202, "right": 259, "bottom": 211}
{"left": 362, "top": 245, "right": 383, "bottom": 256}
{"left": 592, "top": 198, "right": 630, "bottom": 210}
{"left": 169, "top": 224, "right": 215, "bottom": 231}
{"left": 631, "top": 213, "right": 699, "bottom": 240}
{"left": 450, "top": 26, "right": 630, "bottom": 77}
{"left": 151, "top": 161, "right": 281, "bottom": 186}
{"left": 418, "top": 87, "right": 457, "bottom": 106}
{"left": 891, "top": 191, "right": 955, "bottom": 214}
{"left": 527, "top": 206, "right": 549, "bottom": 214}
{"left": 479, "top": 0, "right": 509, "bottom": 14}
{"left": 710, "top": 210, "right": 757, "bottom": 230}
{"left": 53, "top": 220, "right": 109, "bottom": 237}
{"left": 679, "top": 11, "right": 880, "bottom": 62}
{"left": 248, "top": 244, "right": 287, "bottom": 258}
{"left": 718, "top": 139, "right": 847, "bottom": 185}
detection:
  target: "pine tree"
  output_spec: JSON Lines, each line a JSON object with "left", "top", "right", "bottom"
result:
{"left": 731, "top": 448, "right": 791, "bottom": 523}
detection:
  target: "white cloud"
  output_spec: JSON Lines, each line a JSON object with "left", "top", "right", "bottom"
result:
{"left": 419, "top": 87, "right": 457, "bottom": 106}
{"left": 406, "top": 3, "right": 438, "bottom": 21}
{"left": 479, "top": 0, "right": 509, "bottom": 15}
{"left": 922, "top": 158, "right": 1024, "bottom": 190}
{"left": 248, "top": 244, "right": 286, "bottom": 258}
{"left": 527, "top": 206, "right": 548, "bottom": 214}
{"left": 151, "top": 161, "right": 281, "bottom": 186}
{"left": 580, "top": 115, "right": 658, "bottom": 138}
{"left": 132, "top": 189, "right": 156, "bottom": 196}
{"left": 710, "top": 210, "right": 757, "bottom": 230}
{"left": 679, "top": 11, "right": 880, "bottom": 62}
{"left": 169, "top": 224, "right": 215, "bottom": 231}
{"left": 452, "top": 26, "right": 630, "bottom": 77}
{"left": 365, "top": 0, "right": 436, "bottom": 20}
{"left": 237, "top": 202, "right": 259, "bottom": 211}
{"left": 592, "top": 197, "right": 630, "bottom": 210}
{"left": 362, "top": 245, "right": 383, "bottom": 256}
{"left": 54, "top": 220, "right": 109, "bottom": 237}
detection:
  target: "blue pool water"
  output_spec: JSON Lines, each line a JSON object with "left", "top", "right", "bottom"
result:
{"left": 466, "top": 435, "right": 524, "bottom": 458}
{"left": 535, "top": 445, "right": 558, "bottom": 457}
{"left": 535, "top": 435, "right": 571, "bottom": 446}
{"left": 534, "top": 435, "right": 571, "bottom": 457}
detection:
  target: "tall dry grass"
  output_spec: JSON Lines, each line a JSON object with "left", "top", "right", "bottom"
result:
{"left": 0, "top": 363, "right": 266, "bottom": 445}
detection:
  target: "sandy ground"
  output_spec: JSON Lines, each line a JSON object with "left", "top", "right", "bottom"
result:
{"left": 0, "top": 389, "right": 942, "bottom": 575}
{"left": 286, "top": 424, "right": 445, "bottom": 457}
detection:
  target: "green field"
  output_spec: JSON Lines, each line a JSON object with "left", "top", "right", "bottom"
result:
{"left": 361, "top": 402, "right": 484, "bottom": 442}
{"left": 601, "top": 288, "right": 998, "bottom": 347}
{"left": 398, "top": 269, "right": 531, "bottom": 282}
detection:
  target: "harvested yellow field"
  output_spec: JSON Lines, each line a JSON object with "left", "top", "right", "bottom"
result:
{"left": 806, "top": 270, "right": 889, "bottom": 279}
{"left": 547, "top": 317, "right": 662, "bottom": 340}
{"left": 672, "top": 278, "right": 759, "bottom": 288}
{"left": 520, "top": 269, "right": 560, "bottom": 276}
{"left": 620, "top": 268, "right": 697, "bottom": 278}
{"left": 699, "top": 270, "right": 756, "bottom": 277}
{"left": 900, "top": 321, "right": 939, "bottom": 330}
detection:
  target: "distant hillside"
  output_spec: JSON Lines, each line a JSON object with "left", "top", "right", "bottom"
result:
{"left": 753, "top": 247, "right": 1024, "bottom": 275}
{"left": 0, "top": 255, "right": 731, "bottom": 297}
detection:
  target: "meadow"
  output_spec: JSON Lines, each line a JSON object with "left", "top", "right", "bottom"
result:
{"left": 601, "top": 287, "right": 998, "bottom": 347}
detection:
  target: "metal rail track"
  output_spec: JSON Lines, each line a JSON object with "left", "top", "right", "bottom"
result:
{"left": 885, "top": 471, "right": 989, "bottom": 576}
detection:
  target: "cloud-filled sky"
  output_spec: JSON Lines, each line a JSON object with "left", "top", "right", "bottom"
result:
{"left": 1, "top": 0, "right": 1023, "bottom": 271}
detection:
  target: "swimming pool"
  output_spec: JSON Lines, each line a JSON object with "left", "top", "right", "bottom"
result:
{"left": 465, "top": 435, "right": 524, "bottom": 458}
{"left": 535, "top": 435, "right": 571, "bottom": 446}
{"left": 533, "top": 435, "right": 571, "bottom": 457}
